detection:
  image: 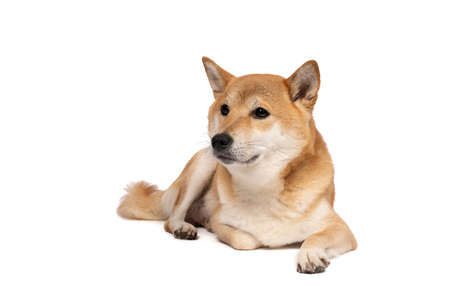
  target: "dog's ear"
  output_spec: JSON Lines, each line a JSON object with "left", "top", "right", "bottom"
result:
{"left": 202, "top": 57, "right": 234, "bottom": 96}
{"left": 286, "top": 60, "right": 320, "bottom": 109}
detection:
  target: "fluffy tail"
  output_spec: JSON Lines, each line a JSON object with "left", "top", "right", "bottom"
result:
{"left": 117, "top": 181, "right": 170, "bottom": 220}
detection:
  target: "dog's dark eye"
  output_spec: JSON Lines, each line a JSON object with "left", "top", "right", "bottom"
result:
{"left": 252, "top": 107, "right": 270, "bottom": 119}
{"left": 220, "top": 104, "right": 229, "bottom": 116}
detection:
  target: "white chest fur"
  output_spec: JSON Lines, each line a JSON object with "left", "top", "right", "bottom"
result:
{"left": 217, "top": 151, "right": 329, "bottom": 247}
{"left": 218, "top": 184, "right": 330, "bottom": 247}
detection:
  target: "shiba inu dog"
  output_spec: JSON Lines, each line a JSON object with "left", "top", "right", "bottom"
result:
{"left": 118, "top": 57, "right": 357, "bottom": 274}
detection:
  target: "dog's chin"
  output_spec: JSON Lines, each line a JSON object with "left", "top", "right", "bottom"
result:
{"left": 214, "top": 153, "right": 260, "bottom": 165}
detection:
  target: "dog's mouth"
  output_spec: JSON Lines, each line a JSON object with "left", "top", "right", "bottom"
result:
{"left": 215, "top": 153, "right": 260, "bottom": 165}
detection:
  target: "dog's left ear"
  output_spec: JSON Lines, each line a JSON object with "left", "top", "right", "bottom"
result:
{"left": 286, "top": 60, "right": 320, "bottom": 109}
{"left": 202, "top": 57, "right": 235, "bottom": 97}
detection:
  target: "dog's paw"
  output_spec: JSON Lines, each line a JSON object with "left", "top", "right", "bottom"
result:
{"left": 174, "top": 225, "right": 197, "bottom": 240}
{"left": 229, "top": 230, "right": 260, "bottom": 250}
{"left": 166, "top": 220, "right": 198, "bottom": 240}
{"left": 296, "top": 247, "right": 330, "bottom": 274}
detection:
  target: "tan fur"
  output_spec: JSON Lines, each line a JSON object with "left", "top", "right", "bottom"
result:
{"left": 118, "top": 57, "right": 357, "bottom": 273}
{"left": 117, "top": 181, "right": 166, "bottom": 220}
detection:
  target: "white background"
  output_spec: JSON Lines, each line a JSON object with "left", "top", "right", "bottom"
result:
{"left": 1, "top": 1, "right": 449, "bottom": 299}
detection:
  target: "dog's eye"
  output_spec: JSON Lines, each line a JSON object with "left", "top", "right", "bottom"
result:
{"left": 220, "top": 104, "right": 230, "bottom": 116}
{"left": 252, "top": 107, "right": 270, "bottom": 119}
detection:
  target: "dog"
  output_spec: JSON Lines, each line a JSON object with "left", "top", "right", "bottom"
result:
{"left": 117, "top": 57, "right": 357, "bottom": 274}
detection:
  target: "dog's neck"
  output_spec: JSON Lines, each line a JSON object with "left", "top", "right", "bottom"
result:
{"left": 226, "top": 158, "right": 287, "bottom": 194}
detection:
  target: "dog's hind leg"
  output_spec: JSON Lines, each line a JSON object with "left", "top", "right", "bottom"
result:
{"left": 117, "top": 148, "right": 216, "bottom": 235}
{"left": 163, "top": 148, "right": 217, "bottom": 240}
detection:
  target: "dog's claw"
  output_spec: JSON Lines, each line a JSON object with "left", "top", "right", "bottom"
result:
{"left": 296, "top": 247, "right": 330, "bottom": 274}
{"left": 297, "top": 263, "right": 327, "bottom": 274}
{"left": 173, "top": 228, "right": 198, "bottom": 240}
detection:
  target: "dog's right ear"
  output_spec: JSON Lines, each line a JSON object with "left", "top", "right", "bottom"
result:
{"left": 202, "top": 57, "right": 234, "bottom": 96}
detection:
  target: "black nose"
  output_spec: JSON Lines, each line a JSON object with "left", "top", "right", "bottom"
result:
{"left": 211, "top": 133, "right": 233, "bottom": 152}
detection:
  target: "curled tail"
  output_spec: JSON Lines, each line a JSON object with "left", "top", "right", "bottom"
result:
{"left": 117, "top": 181, "right": 172, "bottom": 220}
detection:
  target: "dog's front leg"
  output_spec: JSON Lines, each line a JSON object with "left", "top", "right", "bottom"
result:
{"left": 296, "top": 211, "right": 357, "bottom": 274}
{"left": 210, "top": 210, "right": 261, "bottom": 250}
{"left": 164, "top": 148, "right": 216, "bottom": 240}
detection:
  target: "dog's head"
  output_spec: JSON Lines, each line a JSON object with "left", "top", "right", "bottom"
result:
{"left": 203, "top": 57, "right": 320, "bottom": 167}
